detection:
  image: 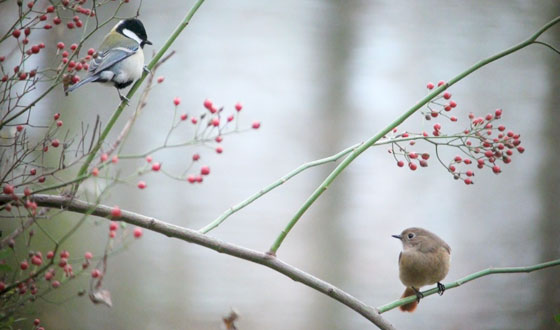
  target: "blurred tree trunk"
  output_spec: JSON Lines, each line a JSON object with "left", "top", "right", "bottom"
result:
{"left": 536, "top": 9, "right": 560, "bottom": 330}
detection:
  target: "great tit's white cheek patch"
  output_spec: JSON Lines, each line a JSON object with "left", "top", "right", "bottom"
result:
{"left": 122, "top": 28, "right": 142, "bottom": 44}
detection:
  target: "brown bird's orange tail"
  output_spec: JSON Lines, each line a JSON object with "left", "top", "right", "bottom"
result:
{"left": 399, "top": 287, "right": 418, "bottom": 312}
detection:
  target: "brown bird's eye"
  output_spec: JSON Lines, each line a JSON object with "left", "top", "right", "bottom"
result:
{"left": 407, "top": 233, "right": 415, "bottom": 239}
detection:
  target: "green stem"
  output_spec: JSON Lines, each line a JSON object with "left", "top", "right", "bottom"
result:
{"left": 74, "top": 0, "right": 206, "bottom": 184}
{"left": 376, "top": 258, "right": 560, "bottom": 313}
{"left": 198, "top": 143, "right": 362, "bottom": 234}
{"left": 268, "top": 16, "right": 560, "bottom": 255}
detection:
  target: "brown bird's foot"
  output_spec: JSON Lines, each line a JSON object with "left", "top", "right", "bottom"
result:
{"left": 437, "top": 282, "right": 446, "bottom": 295}
{"left": 411, "top": 287, "right": 424, "bottom": 303}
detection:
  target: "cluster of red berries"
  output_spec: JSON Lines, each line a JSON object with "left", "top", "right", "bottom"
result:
{"left": 390, "top": 83, "right": 524, "bottom": 185}
{"left": 1, "top": 113, "right": 67, "bottom": 213}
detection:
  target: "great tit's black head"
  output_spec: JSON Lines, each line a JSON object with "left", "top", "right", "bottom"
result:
{"left": 116, "top": 18, "right": 152, "bottom": 48}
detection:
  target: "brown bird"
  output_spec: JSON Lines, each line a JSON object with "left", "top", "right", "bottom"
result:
{"left": 393, "top": 227, "right": 451, "bottom": 312}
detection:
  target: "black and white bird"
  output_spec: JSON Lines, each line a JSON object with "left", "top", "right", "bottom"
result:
{"left": 67, "top": 18, "right": 152, "bottom": 101}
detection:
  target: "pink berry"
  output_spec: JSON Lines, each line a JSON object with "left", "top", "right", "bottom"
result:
{"left": 492, "top": 165, "right": 501, "bottom": 174}
{"left": 52, "top": 280, "right": 61, "bottom": 288}
{"left": 133, "top": 227, "right": 143, "bottom": 238}
{"left": 200, "top": 166, "right": 210, "bottom": 175}
{"left": 409, "top": 163, "right": 417, "bottom": 171}
{"left": 92, "top": 167, "right": 99, "bottom": 176}
{"left": 464, "top": 178, "right": 473, "bottom": 185}
{"left": 151, "top": 162, "right": 161, "bottom": 171}
{"left": 187, "top": 175, "right": 196, "bottom": 183}
{"left": 46, "top": 251, "right": 54, "bottom": 259}
{"left": 426, "top": 82, "right": 434, "bottom": 89}
{"left": 397, "top": 160, "right": 404, "bottom": 167}
{"left": 111, "top": 155, "right": 118, "bottom": 164}
{"left": 192, "top": 153, "right": 200, "bottom": 161}
{"left": 145, "top": 155, "right": 152, "bottom": 163}
{"left": 252, "top": 121, "right": 261, "bottom": 129}
{"left": 191, "top": 117, "right": 198, "bottom": 124}
{"left": 84, "top": 252, "right": 93, "bottom": 260}
{"left": 91, "top": 269, "right": 101, "bottom": 278}
{"left": 216, "top": 146, "right": 223, "bottom": 154}
{"left": 3, "top": 184, "right": 14, "bottom": 195}
{"left": 100, "top": 153, "right": 108, "bottom": 162}
{"left": 173, "top": 97, "right": 181, "bottom": 106}
{"left": 180, "top": 113, "right": 187, "bottom": 121}
{"left": 437, "top": 80, "right": 445, "bottom": 87}
{"left": 443, "top": 92, "right": 451, "bottom": 100}
{"left": 235, "top": 102, "right": 243, "bottom": 111}
{"left": 20, "top": 261, "right": 29, "bottom": 270}
{"left": 203, "top": 99, "right": 213, "bottom": 110}
{"left": 111, "top": 206, "right": 121, "bottom": 219}
{"left": 137, "top": 181, "right": 147, "bottom": 189}
{"left": 157, "top": 76, "right": 164, "bottom": 83}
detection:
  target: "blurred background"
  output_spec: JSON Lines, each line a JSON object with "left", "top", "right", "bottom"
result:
{"left": 2, "top": 0, "right": 559, "bottom": 329}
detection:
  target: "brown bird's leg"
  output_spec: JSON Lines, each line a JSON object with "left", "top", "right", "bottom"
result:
{"left": 411, "top": 286, "right": 424, "bottom": 303}
{"left": 437, "top": 282, "right": 446, "bottom": 295}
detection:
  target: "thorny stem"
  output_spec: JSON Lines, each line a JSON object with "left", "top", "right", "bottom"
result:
{"left": 268, "top": 16, "right": 560, "bottom": 255}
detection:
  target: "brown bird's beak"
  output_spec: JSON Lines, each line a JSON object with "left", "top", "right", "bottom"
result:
{"left": 392, "top": 234, "right": 402, "bottom": 240}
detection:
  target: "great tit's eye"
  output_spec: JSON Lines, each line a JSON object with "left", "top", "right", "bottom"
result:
{"left": 407, "top": 233, "right": 415, "bottom": 239}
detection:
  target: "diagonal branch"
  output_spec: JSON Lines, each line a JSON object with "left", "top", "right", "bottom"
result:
{"left": 268, "top": 16, "right": 560, "bottom": 255}
{"left": 377, "top": 259, "right": 560, "bottom": 313}
{"left": 0, "top": 194, "right": 395, "bottom": 330}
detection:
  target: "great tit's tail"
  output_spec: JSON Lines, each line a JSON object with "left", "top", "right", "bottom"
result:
{"left": 67, "top": 75, "right": 99, "bottom": 93}
{"left": 399, "top": 287, "right": 419, "bottom": 312}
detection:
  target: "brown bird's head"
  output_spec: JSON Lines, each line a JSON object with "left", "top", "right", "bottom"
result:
{"left": 392, "top": 227, "right": 451, "bottom": 254}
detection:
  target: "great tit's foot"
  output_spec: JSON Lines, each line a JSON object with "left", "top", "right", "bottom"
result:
{"left": 116, "top": 90, "right": 130, "bottom": 104}
{"left": 143, "top": 65, "right": 151, "bottom": 74}
{"left": 411, "top": 287, "right": 424, "bottom": 303}
{"left": 437, "top": 282, "right": 446, "bottom": 295}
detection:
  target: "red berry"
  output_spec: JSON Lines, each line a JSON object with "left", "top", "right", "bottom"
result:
{"left": 180, "top": 113, "right": 187, "bottom": 121}
{"left": 200, "top": 166, "right": 210, "bottom": 175}
{"left": 187, "top": 175, "right": 196, "bottom": 183}
{"left": 100, "top": 153, "right": 108, "bottom": 162}
{"left": 433, "top": 123, "right": 441, "bottom": 131}
{"left": 449, "top": 100, "right": 457, "bottom": 108}
{"left": 52, "top": 280, "right": 61, "bottom": 288}
{"left": 408, "top": 163, "right": 417, "bottom": 171}
{"left": 31, "top": 45, "right": 40, "bottom": 54}
{"left": 47, "top": 5, "right": 55, "bottom": 12}
{"left": 191, "top": 117, "right": 198, "bottom": 124}
{"left": 517, "top": 146, "right": 525, "bottom": 153}
{"left": 54, "top": 113, "right": 61, "bottom": 120}
{"left": 454, "top": 156, "right": 462, "bottom": 163}
{"left": 57, "top": 120, "right": 63, "bottom": 127}
{"left": 70, "top": 43, "right": 78, "bottom": 51}
{"left": 133, "top": 227, "right": 143, "bottom": 238}
{"left": 67, "top": 22, "right": 74, "bottom": 29}
{"left": 464, "top": 178, "right": 473, "bottom": 185}
{"left": 109, "top": 221, "right": 118, "bottom": 231}
{"left": 235, "top": 102, "right": 243, "bottom": 111}
{"left": 30, "top": 168, "right": 36, "bottom": 175}
{"left": 34, "top": 319, "right": 40, "bottom": 326}
{"left": 111, "top": 155, "right": 118, "bottom": 163}
{"left": 111, "top": 206, "right": 121, "bottom": 219}
{"left": 24, "top": 187, "right": 32, "bottom": 196}
{"left": 443, "top": 92, "right": 451, "bottom": 100}
{"left": 53, "top": 17, "right": 61, "bottom": 24}
{"left": 173, "top": 97, "right": 181, "bottom": 106}
{"left": 3, "top": 184, "right": 14, "bottom": 195}
{"left": 397, "top": 160, "right": 404, "bottom": 167}
{"left": 62, "top": 51, "right": 69, "bottom": 57}
{"left": 46, "top": 251, "right": 54, "bottom": 259}
{"left": 408, "top": 152, "right": 418, "bottom": 159}
{"left": 211, "top": 117, "right": 220, "bottom": 127}
{"left": 466, "top": 170, "right": 474, "bottom": 177}
{"left": 17, "top": 125, "right": 24, "bottom": 132}
{"left": 20, "top": 261, "right": 29, "bottom": 270}
{"left": 151, "top": 162, "right": 161, "bottom": 171}
{"left": 203, "top": 99, "right": 213, "bottom": 110}
{"left": 192, "top": 153, "right": 200, "bottom": 161}
{"left": 19, "top": 72, "right": 28, "bottom": 80}
{"left": 109, "top": 230, "right": 116, "bottom": 238}
{"left": 227, "top": 115, "right": 234, "bottom": 122}
{"left": 51, "top": 139, "right": 60, "bottom": 147}
{"left": 495, "top": 109, "right": 503, "bottom": 117}
{"left": 215, "top": 136, "right": 223, "bottom": 143}
{"left": 145, "top": 155, "right": 152, "bottom": 163}
{"left": 216, "top": 146, "right": 223, "bottom": 154}
{"left": 157, "top": 76, "right": 164, "bottom": 83}
{"left": 437, "top": 80, "right": 445, "bottom": 87}
{"left": 92, "top": 167, "right": 99, "bottom": 176}
{"left": 137, "top": 181, "right": 147, "bottom": 189}
{"left": 84, "top": 252, "right": 93, "bottom": 260}
{"left": 252, "top": 121, "right": 261, "bottom": 129}
{"left": 44, "top": 24, "right": 52, "bottom": 29}
{"left": 12, "top": 29, "right": 21, "bottom": 38}
{"left": 492, "top": 165, "right": 501, "bottom": 174}
{"left": 195, "top": 176, "right": 203, "bottom": 183}
{"left": 91, "top": 269, "right": 101, "bottom": 278}
{"left": 426, "top": 82, "right": 434, "bottom": 90}
{"left": 58, "top": 258, "right": 67, "bottom": 268}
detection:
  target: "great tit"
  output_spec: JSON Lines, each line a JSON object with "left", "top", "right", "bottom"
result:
{"left": 67, "top": 18, "right": 152, "bottom": 101}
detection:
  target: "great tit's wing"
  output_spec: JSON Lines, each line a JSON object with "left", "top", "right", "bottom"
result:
{"left": 89, "top": 44, "right": 139, "bottom": 75}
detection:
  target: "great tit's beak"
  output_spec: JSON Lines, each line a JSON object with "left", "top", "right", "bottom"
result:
{"left": 392, "top": 234, "right": 402, "bottom": 240}
{"left": 144, "top": 40, "right": 153, "bottom": 45}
